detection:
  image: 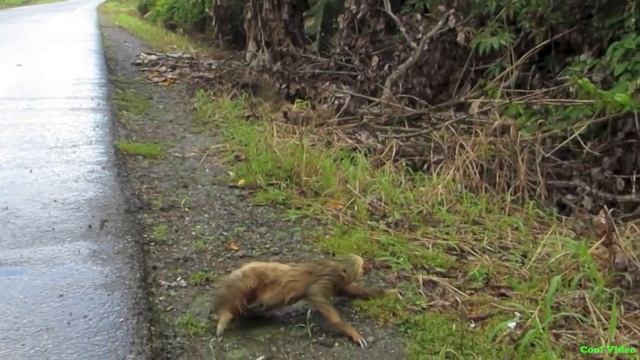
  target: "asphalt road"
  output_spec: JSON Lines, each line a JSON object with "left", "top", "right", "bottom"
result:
{"left": 0, "top": 1, "right": 146, "bottom": 358}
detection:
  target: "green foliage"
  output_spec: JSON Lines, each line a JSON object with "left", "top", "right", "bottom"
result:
{"left": 148, "top": 0, "right": 210, "bottom": 33}
{"left": 304, "top": 0, "right": 344, "bottom": 53}
{"left": 101, "top": 0, "right": 207, "bottom": 54}
{"left": 574, "top": 77, "right": 638, "bottom": 113}
{"left": 137, "top": 0, "right": 155, "bottom": 15}
{"left": 502, "top": 18, "right": 639, "bottom": 133}
{"left": 604, "top": 33, "right": 640, "bottom": 89}
{"left": 470, "top": 26, "right": 514, "bottom": 56}
{"left": 465, "top": 264, "right": 492, "bottom": 288}
{"left": 564, "top": 32, "right": 640, "bottom": 113}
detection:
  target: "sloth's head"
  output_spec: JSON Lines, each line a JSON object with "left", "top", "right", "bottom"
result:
{"left": 335, "top": 254, "right": 365, "bottom": 282}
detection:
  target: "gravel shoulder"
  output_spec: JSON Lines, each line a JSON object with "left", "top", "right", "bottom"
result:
{"left": 99, "top": 16, "right": 407, "bottom": 360}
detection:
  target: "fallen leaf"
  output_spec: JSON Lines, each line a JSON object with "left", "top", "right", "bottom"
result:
{"left": 592, "top": 209, "right": 608, "bottom": 237}
{"left": 325, "top": 199, "right": 344, "bottom": 210}
{"left": 469, "top": 98, "right": 482, "bottom": 115}
{"left": 225, "top": 241, "right": 240, "bottom": 251}
{"left": 148, "top": 74, "right": 167, "bottom": 82}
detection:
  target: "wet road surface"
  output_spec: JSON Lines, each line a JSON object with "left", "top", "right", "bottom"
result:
{"left": 0, "top": 1, "right": 146, "bottom": 359}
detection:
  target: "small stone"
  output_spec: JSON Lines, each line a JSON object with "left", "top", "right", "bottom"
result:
{"left": 315, "top": 337, "right": 335, "bottom": 348}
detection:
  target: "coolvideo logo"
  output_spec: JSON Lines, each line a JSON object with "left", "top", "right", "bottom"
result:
{"left": 580, "top": 345, "right": 637, "bottom": 355}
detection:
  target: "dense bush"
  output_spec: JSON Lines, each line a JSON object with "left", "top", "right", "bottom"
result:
{"left": 138, "top": 0, "right": 640, "bottom": 215}
{"left": 136, "top": 0, "right": 155, "bottom": 15}
{"left": 139, "top": 0, "right": 210, "bottom": 33}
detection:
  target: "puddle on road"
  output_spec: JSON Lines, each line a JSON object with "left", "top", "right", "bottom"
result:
{"left": 0, "top": 267, "right": 26, "bottom": 278}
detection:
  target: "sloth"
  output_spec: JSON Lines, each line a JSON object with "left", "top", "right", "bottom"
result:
{"left": 211, "top": 254, "right": 388, "bottom": 347}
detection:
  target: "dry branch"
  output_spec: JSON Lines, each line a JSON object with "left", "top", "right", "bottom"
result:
{"left": 381, "top": 11, "right": 451, "bottom": 100}
{"left": 382, "top": 0, "right": 417, "bottom": 50}
{"left": 547, "top": 180, "right": 640, "bottom": 204}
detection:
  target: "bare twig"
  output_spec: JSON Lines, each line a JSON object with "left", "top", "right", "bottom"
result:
{"left": 466, "top": 98, "right": 596, "bottom": 105}
{"left": 382, "top": 12, "right": 451, "bottom": 100}
{"left": 452, "top": 51, "right": 473, "bottom": 98}
{"left": 381, "top": 1, "right": 417, "bottom": 50}
{"left": 547, "top": 180, "right": 640, "bottom": 203}
{"left": 296, "top": 69, "right": 359, "bottom": 76}
{"left": 489, "top": 27, "right": 577, "bottom": 87}
{"left": 331, "top": 88, "right": 415, "bottom": 112}
{"left": 419, "top": 275, "right": 469, "bottom": 299}
{"left": 199, "top": 144, "right": 227, "bottom": 166}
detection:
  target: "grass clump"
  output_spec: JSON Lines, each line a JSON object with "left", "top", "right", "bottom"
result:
{"left": 176, "top": 313, "right": 208, "bottom": 337}
{"left": 189, "top": 271, "right": 214, "bottom": 286}
{"left": 115, "top": 140, "right": 164, "bottom": 158}
{"left": 191, "top": 89, "right": 640, "bottom": 358}
{"left": 150, "top": 224, "right": 168, "bottom": 240}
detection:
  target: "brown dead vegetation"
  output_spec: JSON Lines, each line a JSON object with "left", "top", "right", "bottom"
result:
{"left": 124, "top": 0, "right": 640, "bottom": 219}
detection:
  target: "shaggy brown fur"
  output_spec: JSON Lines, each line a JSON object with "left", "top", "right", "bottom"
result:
{"left": 211, "top": 254, "right": 386, "bottom": 347}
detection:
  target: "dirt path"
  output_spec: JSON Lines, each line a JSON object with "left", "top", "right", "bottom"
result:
{"left": 99, "top": 18, "right": 407, "bottom": 360}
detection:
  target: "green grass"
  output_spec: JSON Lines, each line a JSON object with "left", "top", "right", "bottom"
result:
{"left": 193, "top": 237, "right": 210, "bottom": 253}
{"left": 176, "top": 312, "right": 208, "bottom": 337}
{"left": 115, "top": 140, "right": 164, "bottom": 158}
{"left": 192, "top": 89, "right": 640, "bottom": 359}
{"left": 99, "top": 0, "right": 208, "bottom": 55}
{"left": 114, "top": 88, "right": 151, "bottom": 116}
{"left": 0, "top": 0, "right": 59, "bottom": 10}
{"left": 189, "top": 271, "right": 214, "bottom": 286}
{"left": 151, "top": 224, "right": 168, "bottom": 240}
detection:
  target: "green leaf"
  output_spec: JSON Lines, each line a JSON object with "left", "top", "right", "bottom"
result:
{"left": 611, "top": 47, "right": 627, "bottom": 64}
{"left": 304, "top": 0, "right": 344, "bottom": 52}
{"left": 543, "top": 275, "right": 562, "bottom": 314}
{"left": 608, "top": 297, "right": 619, "bottom": 343}
{"left": 613, "top": 62, "right": 629, "bottom": 77}
{"left": 612, "top": 93, "right": 632, "bottom": 107}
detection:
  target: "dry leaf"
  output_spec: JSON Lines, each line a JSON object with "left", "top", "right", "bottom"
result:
{"left": 325, "top": 199, "right": 344, "bottom": 210}
{"left": 225, "top": 241, "right": 240, "bottom": 251}
{"left": 469, "top": 98, "right": 482, "bottom": 115}
{"left": 592, "top": 209, "right": 608, "bottom": 237}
